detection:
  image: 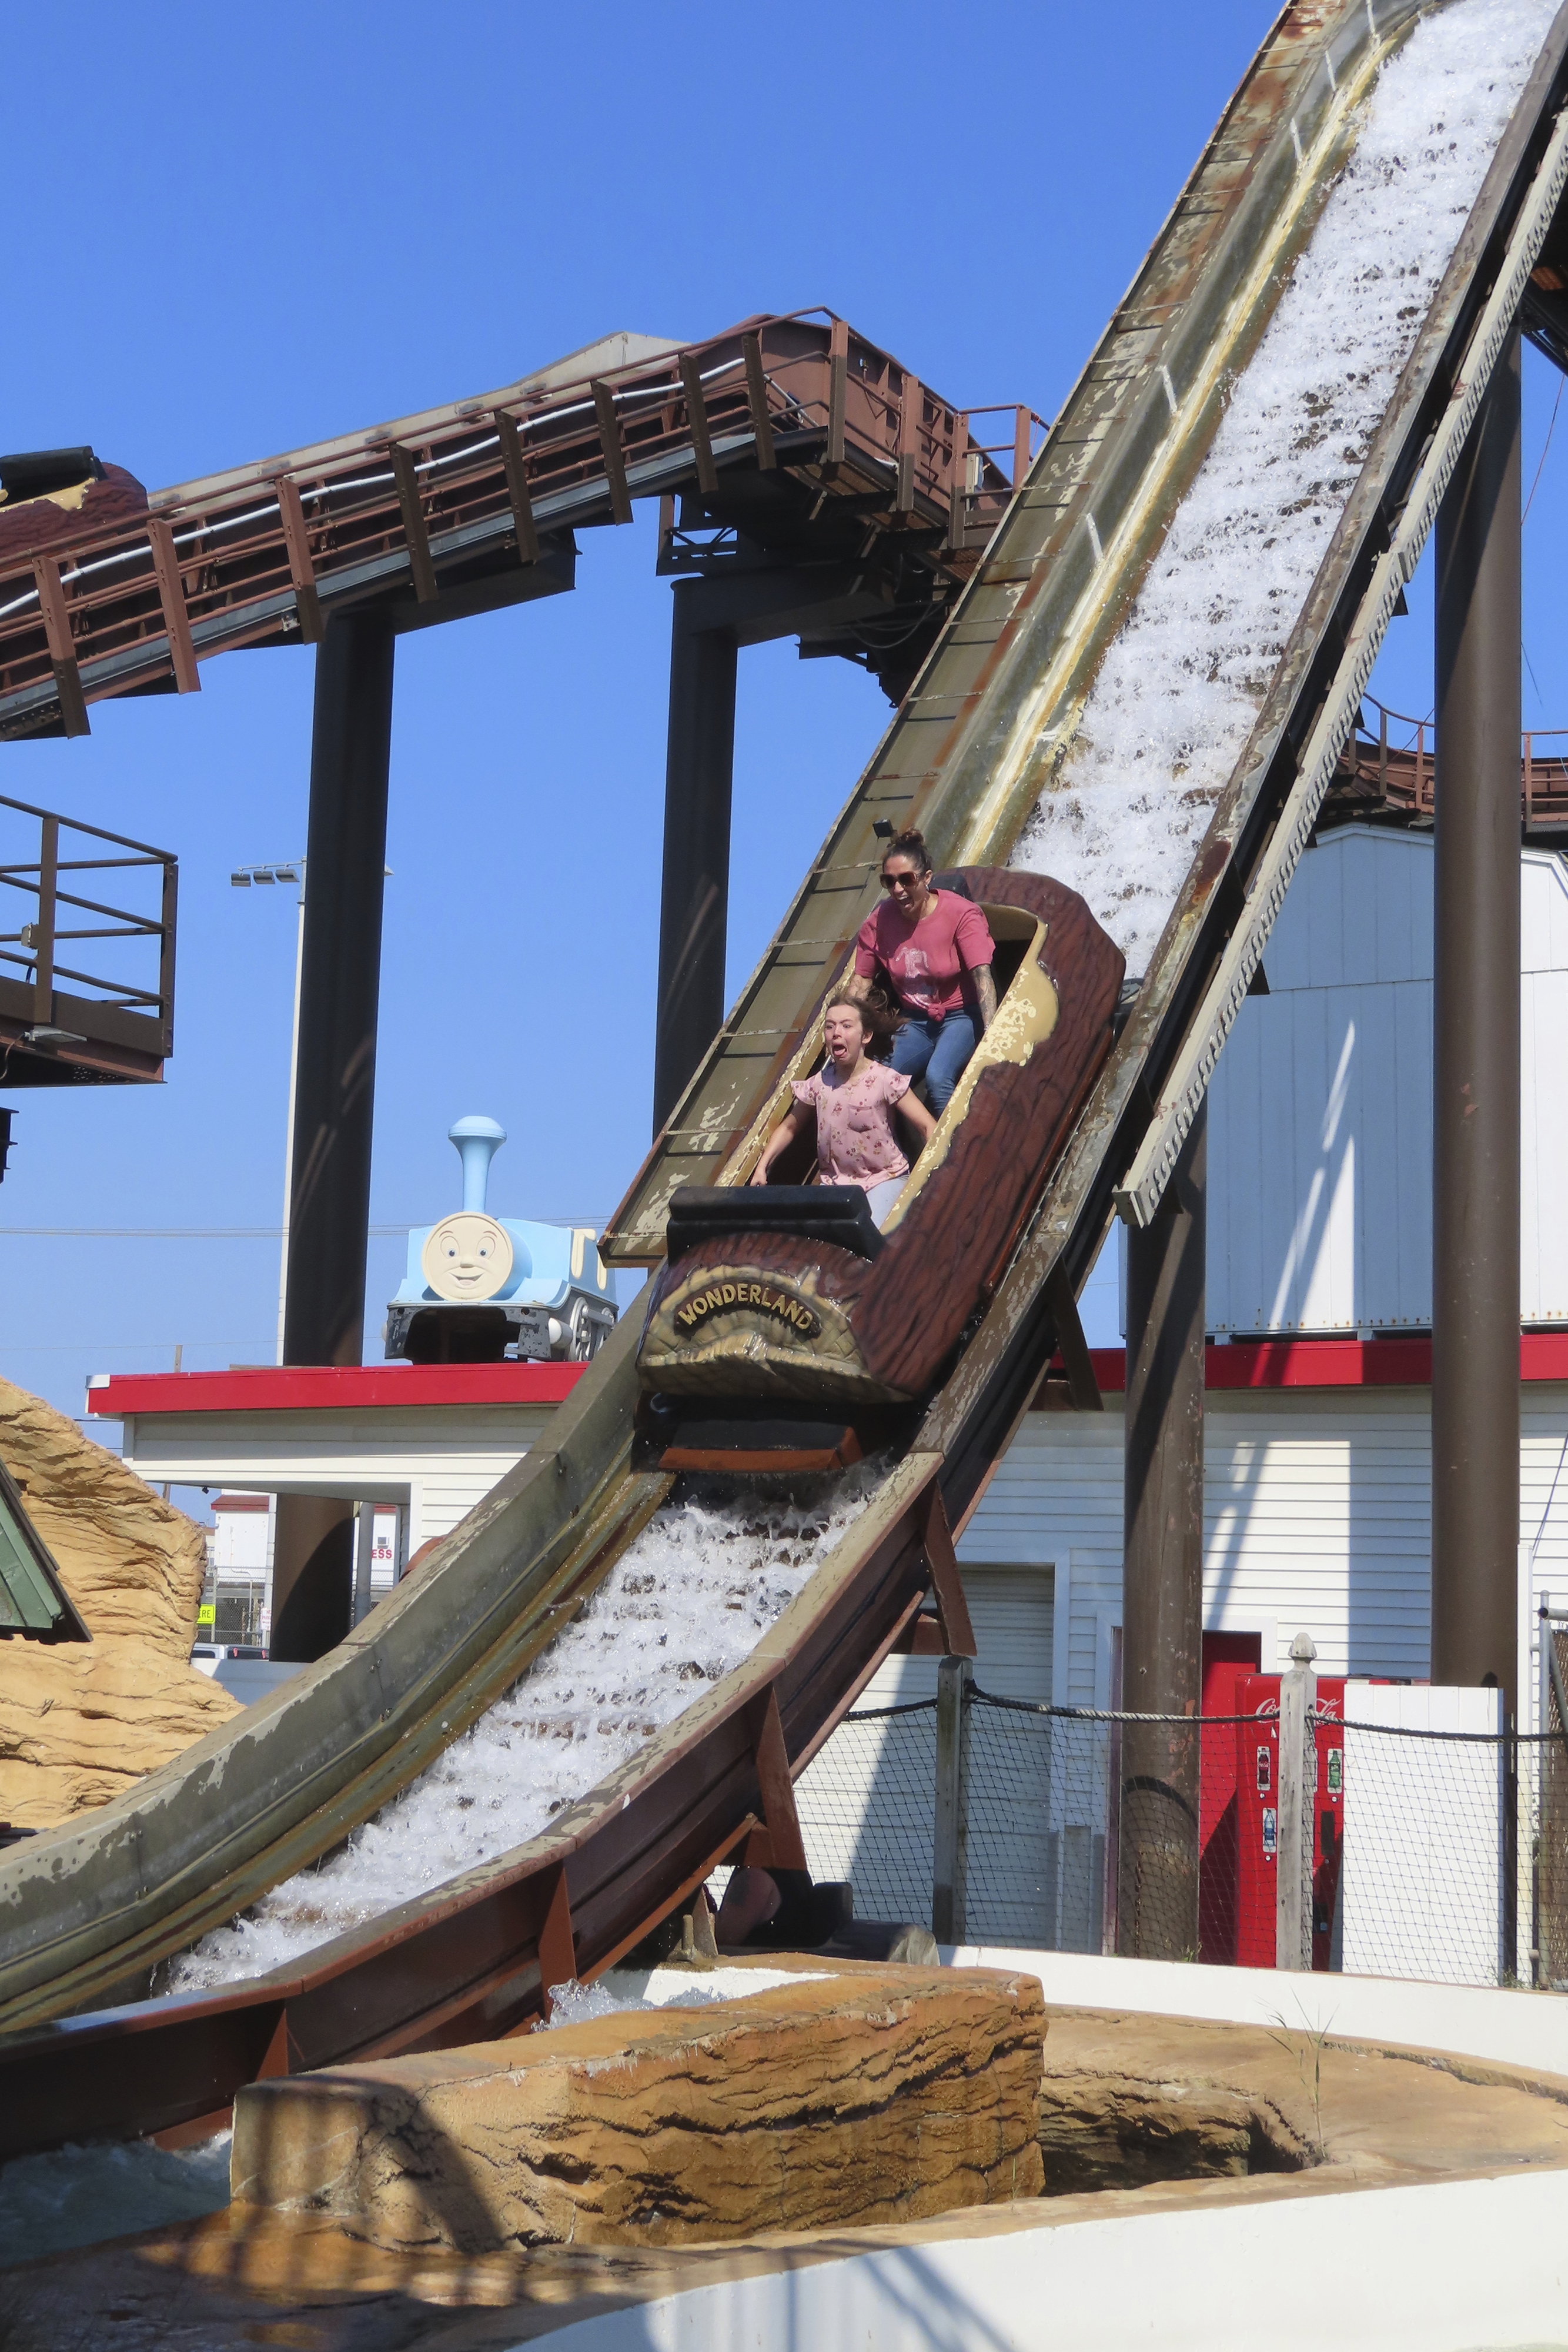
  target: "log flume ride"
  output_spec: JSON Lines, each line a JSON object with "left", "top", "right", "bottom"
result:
{"left": 5, "top": 0, "right": 1568, "bottom": 2161}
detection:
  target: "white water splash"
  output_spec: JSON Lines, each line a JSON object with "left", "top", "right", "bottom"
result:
{"left": 1011, "top": 0, "right": 1556, "bottom": 975}
{"left": 169, "top": 1466, "right": 884, "bottom": 1989}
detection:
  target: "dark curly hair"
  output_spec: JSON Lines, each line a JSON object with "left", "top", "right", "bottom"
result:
{"left": 879, "top": 826, "right": 933, "bottom": 878}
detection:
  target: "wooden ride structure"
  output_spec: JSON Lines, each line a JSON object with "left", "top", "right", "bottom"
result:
{"left": 3, "top": 0, "right": 1568, "bottom": 2167}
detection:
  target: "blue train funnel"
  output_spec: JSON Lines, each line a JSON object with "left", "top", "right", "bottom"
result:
{"left": 449, "top": 1114, "right": 505, "bottom": 1211}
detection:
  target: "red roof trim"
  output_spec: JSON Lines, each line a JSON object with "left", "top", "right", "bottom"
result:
{"left": 1045, "top": 1332, "right": 1568, "bottom": 1396}
{"left": 81, "top": 1334, "right": 1568, "bottom": 1423}
{"left": 86, "top": 1362, "right": 589, "bottom": 1418}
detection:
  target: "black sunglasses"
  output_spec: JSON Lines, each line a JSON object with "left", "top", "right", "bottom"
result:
{"left": 880, "top": 868, "right": 929, "bottom": 890}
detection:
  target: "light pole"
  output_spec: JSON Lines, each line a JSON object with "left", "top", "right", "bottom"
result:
{"left": 232, "top": 858, "right": 306, "bottom": 1365}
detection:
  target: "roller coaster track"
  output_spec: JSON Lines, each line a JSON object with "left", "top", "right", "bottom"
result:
{"left": 4, "top": 0, "right": 1567, "bottom": 2160}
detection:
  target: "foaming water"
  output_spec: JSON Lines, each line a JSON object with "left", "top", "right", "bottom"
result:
{"left": 1011, "top": 0, "right": 1555, "bottom": 975}
{"left": 169, "top": 1464, "right": 886, "bottom": 1990}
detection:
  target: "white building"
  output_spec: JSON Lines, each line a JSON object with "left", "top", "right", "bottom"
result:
{"left": 1206, "top": 826, "right": 1568, "bottom": 1335}
{"left": 88, "top": 829, "right": 1568, "bottom": 1958}
{"left": 202, "top": 1492, "right": 270, "bottom": 1645}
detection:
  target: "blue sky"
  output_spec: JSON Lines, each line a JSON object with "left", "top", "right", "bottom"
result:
{"left": 0, "top": 2, "right": 1562, "bottom": 1471}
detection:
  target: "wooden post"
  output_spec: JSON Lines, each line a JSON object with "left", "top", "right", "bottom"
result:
{"left": 1118, "top": 1103, "right": 1206, "bottom": 1961}
{"left": 678, "top": 353, "right": 719, "bottom": 497}
{"left": 1276, "top": 1631, "right": 1317, "bottom": 1972}
{"left": 653, "top": 584, "right": 738, "bottom": 1133}
{"left": 1432, "top": 326, "right": 1521, "bottom": 1759}
{"left": 826, "top": 319, "right": 848, "bottom": 469}
{"left": 933, "top": 1656, "right": 972, "bottom": 1945}
{"left": 493, "top": 412, "right": 540, "bottom": 563}
{"left": 274, "top": 608, "right": 395, "bottom": 1662}
{"left": 741, "top": 335, "right": 777, "bottom": 472}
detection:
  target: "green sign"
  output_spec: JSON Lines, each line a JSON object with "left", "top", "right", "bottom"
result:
{"left": 197, "top": 1603, "right": 215, "bottom": 1629}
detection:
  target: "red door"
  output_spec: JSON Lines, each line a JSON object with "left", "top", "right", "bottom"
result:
{"left": 1197, "top": 1632, "right": 1261, "bottom": 1965}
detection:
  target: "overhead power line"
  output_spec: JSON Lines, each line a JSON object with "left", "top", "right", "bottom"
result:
{"left": 0, "top": 1218, "right": 609, "bottom": 1239}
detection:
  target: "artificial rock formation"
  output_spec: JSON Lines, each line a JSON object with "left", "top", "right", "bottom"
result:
{"left": 232, "top": 1964, "right": 1047, "bottom": 2251}
{"left": 0, "top": 1377, "right": 238, "bottom": 1827}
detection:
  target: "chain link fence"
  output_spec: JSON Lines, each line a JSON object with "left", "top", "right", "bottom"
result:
{"left": 797, "top": 1675, "right": 1568, "bottom": 1987}
{"left": 1536, "top": 1608, "right": 1568, "bottom": 1989}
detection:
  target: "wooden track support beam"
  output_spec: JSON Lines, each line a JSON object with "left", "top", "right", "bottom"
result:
{"left": 897, "top": 377, "right": 921, "bottom": 513}
{"left": 31, "top": 557, "right": 89, "bottom": 735}
{"left": 743, "top": 333, "right": 777, "bottom": 471}
{"left": 741, "top": 1684, "right": 807, "bottom": 1869}
{"left": 494, "top": 412, "right": 540, "bottom": 563}
{"left": 537, "top": 1865, "right": 576, "bottom": 2014}
{"left": 145, "top": 517, "right": 200, "bottom": 692}
{"left": 947, "top": 412, "right": 969, "bottom": 551}
{"left": 591, "top": 383, "right": 634, "bottom": 523}
{"left": 920, "top": 1484, "right": 977, "bottom": 1658}
{"left": 1042, "top": 1261, "right": 1105, "bottom": 1410}
{"left": 827, "top": 318, "right": 848, "bottom": 469}
{"left": 274, "top": 477, "right": 323, "bottom": 642}
{"left": 390, "top": 446, "right": 438, "bottom": 603}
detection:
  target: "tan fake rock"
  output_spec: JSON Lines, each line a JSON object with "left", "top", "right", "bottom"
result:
{"left": 232, "top": 1964, "right": 1047, "bottom": 2252}
{"left": 0, "top": 1376, "right": 238, "bottom": 1828}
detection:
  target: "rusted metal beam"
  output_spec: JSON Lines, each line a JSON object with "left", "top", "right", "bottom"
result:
{"left": 1432, "top": 327, "right": 1522, "bottom": 1728}
{"left": 827, "top": 318, "right": 848, "bottom": 469}
{"left": 591, "top": 383, "right": 634, "bottom": 523}
{"left": 144, "top": 517, "right": 200, "bottom": 692}
{"left": 947, "top": 412, "right": 969, "bottom": 552}
{"left": 1119, "top": 1103, "right": 1205, "bottom": 1962}
{"left": 31, "top": 558, "right": 89, "bottom": 736}
{"left": 0, "top": 316, "right": 1018, "bottom": 735}
{"left": 389, "top": 445, "right": 438, "bottom": 602}
{"left": 1042, "top": 1262, "right": 1104, "bottom": 1411}
{"left": 1012, "top": 405, "right": 1032, "bottom": 490}
{"left": 273, "top": 476, "right": 323, "bottom": 643}
{"left": 678, "top": 353, "right": 719, "bottom": 496}
{"left": 741, "top": 1685, "right": 808, "bottom": 1870}
{"left": 32, "top": 816, "right": 57, "bottom": 1025}
{"left": 157, "top": 851, "right": 178, "bottom": 1058}
{"left": 897, "top": 377, "right": 920, "bottom": 514}
{"left": 536, "top": 1866, "right": 576, "bottom": 2014}
{"left": 493, "top": 411, "right": 540, "bottom": 563}
{"left": 743, "top": 332, "right": 777, "bottom": 471}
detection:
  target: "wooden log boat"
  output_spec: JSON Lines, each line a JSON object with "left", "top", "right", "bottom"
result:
{"left": 636, "top": 870, "right": 1124, "bottom": 1465}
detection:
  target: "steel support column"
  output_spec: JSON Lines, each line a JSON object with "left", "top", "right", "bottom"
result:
{"left": 653, "top": 586, "right": 737, "bottom": 1135}
{"left": 1118, "top": 1104, "right": 1205, "bottom": 1960}
{"left": 1432, "top": 328, "right": 1521, "bottom": 1716}
{"left": 273, "top": 609, "right": 396, "bottom": 1661}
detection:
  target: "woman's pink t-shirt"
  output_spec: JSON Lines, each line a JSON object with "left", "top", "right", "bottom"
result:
{"left": 854, "top": 888, "right": 995, "bottom": 1021}
{"left": 791, "top": 1061, "right": 912, "bottom": 1190}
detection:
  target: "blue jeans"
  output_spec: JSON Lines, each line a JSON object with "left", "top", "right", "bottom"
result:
{"left": 890, "top": 1010, "right": 978, "bottom": 1116}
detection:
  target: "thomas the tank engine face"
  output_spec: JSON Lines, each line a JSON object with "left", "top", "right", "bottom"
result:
{"left": 421, "top": 1214, "right": 514, "bottom": 1301}
{"left": 386, "top": 1114, "right": 618, "bottom": 1367}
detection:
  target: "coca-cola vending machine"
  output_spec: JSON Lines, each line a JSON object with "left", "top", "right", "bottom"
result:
{"left": 1234, "top": 1673, "right": 1345, "bottom": 1970}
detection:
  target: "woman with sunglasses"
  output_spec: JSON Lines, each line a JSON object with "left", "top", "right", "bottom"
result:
{"left": 845, "top": 828, "right": 997, "bottom": 1115}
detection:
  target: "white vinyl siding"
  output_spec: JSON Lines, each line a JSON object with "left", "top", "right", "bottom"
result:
{"left": 119, "top": 1405, "right": 553, "bottom": 1552}
{"left": 1205, "top": 828, "right": 1568, "bottom": 1335}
